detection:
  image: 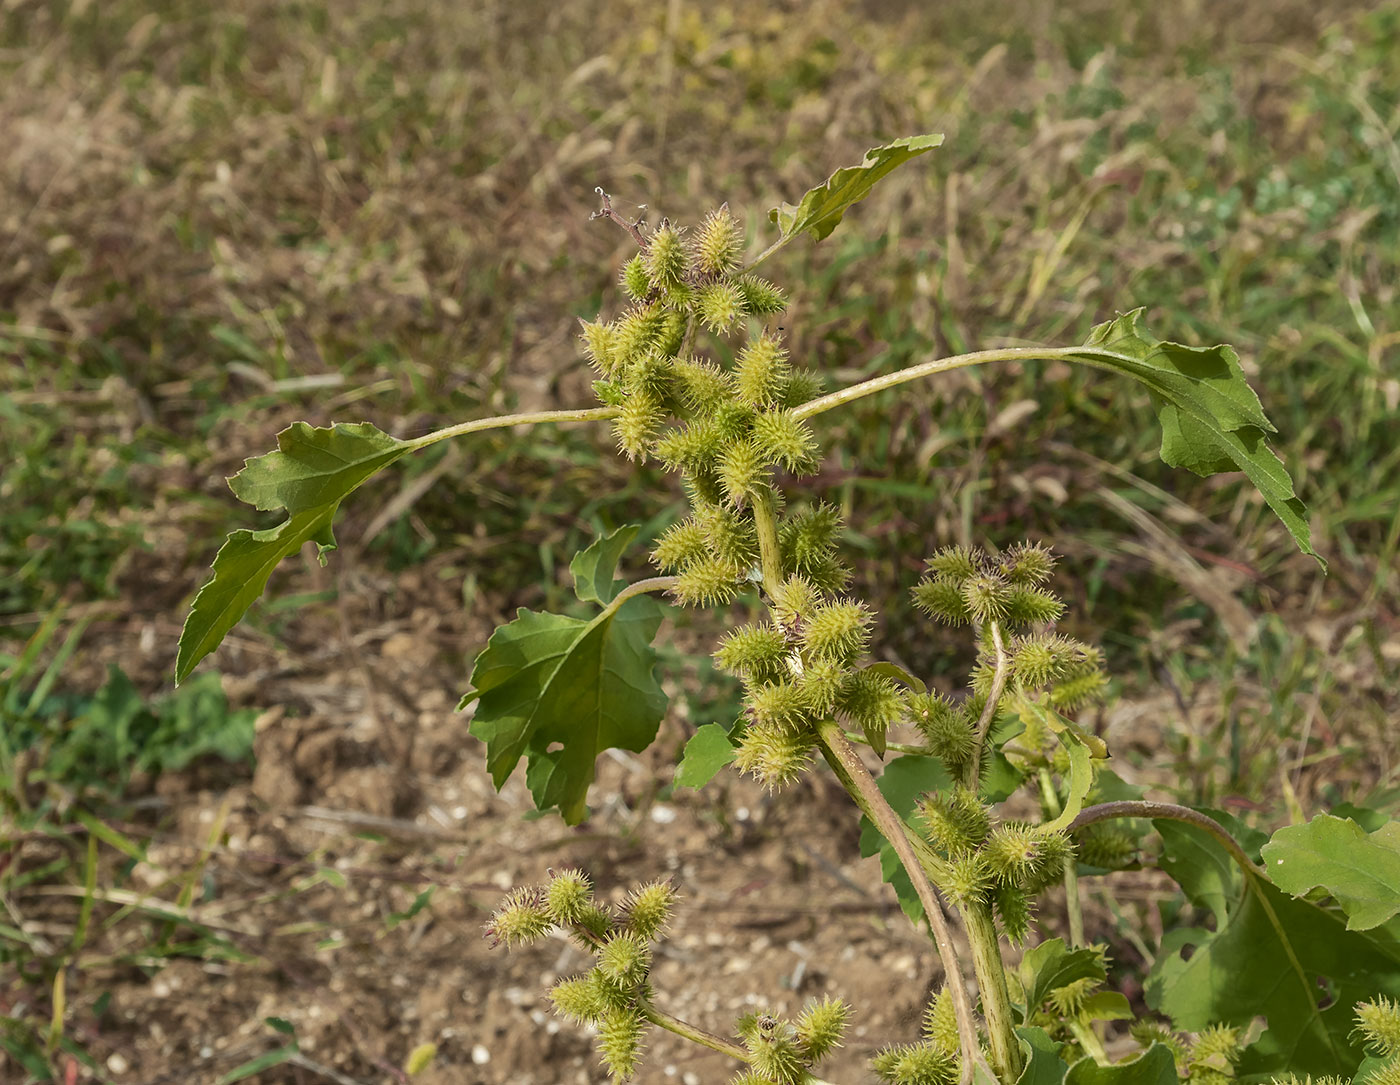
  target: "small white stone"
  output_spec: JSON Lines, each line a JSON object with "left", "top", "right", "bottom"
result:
{"left": 472, "top": 1044, "right": 491, "bottom": 1065}
{"left": 683, "top": 1074, "right": 701, "bottom": 1085}
{"left": 107, "top": 1055, "right": 130, "bottom": 1075}
{"left": 650, "top": 805, "right": 678, "bottom": 825}
{"left": 200, "top": 1046, "right": 213, "bottom": 1058}
{"left": 736, "top": 807, "right": 750, "bottom": 821}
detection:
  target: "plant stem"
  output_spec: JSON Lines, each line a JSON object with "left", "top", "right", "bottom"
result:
{"left": 1066, "top": 1018, "right": 1108, "bottom": 1064}
{"left": 639, "top": 1003, "right": 843, "bottom": 1085}
{"left": 792, "top": 347, "right": 1083, "bottom": 421}
{"left": 966, "top": 621, "right": 1009, "bottom": 793}
{"left": 1068, "top": 801, "right": 1262, "bottom": 874}
{"left": 602, "top": 576, "right": 680, "bottom": 617}
{"left": 843, "top": 730, "right": 931, "bottom": 757}
{"left": 590, "top": 188, "right": 650, "bottom": 249}
{"left": 813, "top": 721, "right": 987, "bottom": 1085}
{"left": 959, "top": 898, "right": 1022, "bottom": 1083}
{"left": 639, "top": 1001, "right": 748, "bottom": 1061}
{"left": 1038, "top": 768, "right": 1084, "bottom": 947}
{"left": 408, "top": 406, "right": 619, "bottom": 451}
{"left": 750, "top": 486, "right": 785, "bottom": 595}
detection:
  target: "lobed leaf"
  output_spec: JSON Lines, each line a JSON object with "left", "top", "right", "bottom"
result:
{"left": 1262, "top": 814, "right": 1400, "bottom": 931}
{"left": 769, "top": 134, "right": 944, "bottom": 243}
{"left": 571, "top": 525, "right": 640, "bottom": 606}
{"left": 1063, "top": 1044, "right": 1177, "bottom": 1084}
{"left": 1146, "top": 817, "right": 1400, "bottom": 1077}
{"left": 177, "top": 422, "right": 412, "bottom": 683}
{"left": 463, "top": 597, "right": 666, "bottom": 825}
{"left": 1070, "top": 309, "right": 1321, "bottom": 567}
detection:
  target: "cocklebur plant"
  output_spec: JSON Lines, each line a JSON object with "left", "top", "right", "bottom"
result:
{"left": 177, "top": 135, "right": 1400, "bottom": 1084}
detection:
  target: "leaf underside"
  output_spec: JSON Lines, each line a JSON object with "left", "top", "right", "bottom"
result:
{"left": 769, "top": 133, "right": 945, "bottom": 242}
{"left": 176, "top": 421, "right": 411, "bottom": 683}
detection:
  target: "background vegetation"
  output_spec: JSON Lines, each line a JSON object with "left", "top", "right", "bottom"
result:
{"left": 2, "top": 0, "right": 1396, "bottom": 1080}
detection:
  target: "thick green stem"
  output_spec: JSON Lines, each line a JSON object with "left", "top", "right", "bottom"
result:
{"left": 750, "top": 486, "right": 786, "bottom": 595}
{"left": 960, "top": 899, "right": 1022, "bottom": 1083}
{"left": 1067, "top": 1018, "right": 1108, "bottom": 1064}
{"left": 814, "top": 721, "right": 988, "bottom": 1085}
{"left": 1038, "top": 768, "right": 1084, "bottom": 946}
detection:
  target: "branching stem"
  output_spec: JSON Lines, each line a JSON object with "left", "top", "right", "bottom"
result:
{"left": 813, "top": 721, "right": 987, "bottom": 1085}
{"left": 843, "top": 730, "right": 931, "bottom": 757}
{"left": 966, "top": 621, "right": 1009, "bottom": 793}
{"left": 638, "top": 1001, "right": 747, "bottom": 1061}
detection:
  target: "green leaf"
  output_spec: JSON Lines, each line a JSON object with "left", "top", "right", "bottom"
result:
{"left": 385, "top": 888, "right": 435, "bottom": 930}
{"left": 972, "top": 1064, "right": 1003, "bottom": 1085}
{"left": 768, "top": 133, "right": 944, "bottom": 243}
{"left": 1262, "top": 814, "right": 1400, "bottom": 930}
{"left": 1070, "top": 310, "right": 1321, "bottom": 567}
{"left": 856, "top": 754, "right": 953, "bottom": 922}
{"left": 215, "top": 1044, "right": 300, "bottom": 1084}
{"left": 1154, "top": 816, "right": 1250, "bottom": 926}
{"left": 464, "top": 596, "right": 666, "bottom": 824}
{"left": 1009, "top": 693, "right": 1109, "bottom": 760}
{"left": 1016, "top": 1026, "right": 1069, "bottom": 1085}
{"left": 674, "top": 723, "right": 737, "bottom": 790}
{"left": 571, "top": 525, "right": 640, "bottom": 605}
{"left": 982, "top": 711, "right": 1029, "bottom": 803}
{"left": 177, "top": 421, "right": 412, "bottom": 682}
{"left": 862, "top": 661, "right": 927, "bottom": 694}
{"left": 1018, "top": 938, "right": 1108, "bottom": 1021}
{"left": 1043, "top": 736, "right": 1094, "bottom": 835}
{"left": 1078, "top": 991, "right": 1132, "bottom": 1024}
{"left": 1064, "top": 1044, "right": 1178, "bottom": 1084}
{"left": 1146, "top": 821, "right": 1400, "bottom": 1078}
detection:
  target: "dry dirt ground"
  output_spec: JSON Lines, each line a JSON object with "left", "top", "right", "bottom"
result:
{"left": 6, "top": 554, "right": 1187, "bottom": 1085}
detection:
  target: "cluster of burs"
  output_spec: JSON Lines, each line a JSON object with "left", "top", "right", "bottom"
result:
{"left": 485, "top": 868, "right": 852, "bottom": 1084}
